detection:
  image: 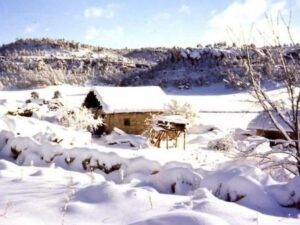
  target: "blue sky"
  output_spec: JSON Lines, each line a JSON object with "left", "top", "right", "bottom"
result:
{"left": 0, "top": 0, "right": 300, "bottom": 48}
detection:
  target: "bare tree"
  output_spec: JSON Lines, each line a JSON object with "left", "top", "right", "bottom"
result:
{"left": 246, "top": 14, "right": 300, "bottom": 176}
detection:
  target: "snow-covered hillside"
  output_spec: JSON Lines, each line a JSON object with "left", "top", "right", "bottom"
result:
{"left": 0, "top": 84, "right": 299, "bottom": 225}
{"left": 1, "top": 38, "right": 300, "bottom": 90}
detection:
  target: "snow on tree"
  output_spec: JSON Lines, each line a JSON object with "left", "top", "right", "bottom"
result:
{"left": 164, "top": 99, "right": 198, "bottom": 122}
{"left": 57, "top": 107, "right": 103, "bottom": 132}
{"left": 243, "top": 14, "right": 300, "bottom": 176}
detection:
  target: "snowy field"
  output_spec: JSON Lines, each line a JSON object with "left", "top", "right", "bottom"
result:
{"left": 0, "top": 84, "right": 299, "bottom": 225}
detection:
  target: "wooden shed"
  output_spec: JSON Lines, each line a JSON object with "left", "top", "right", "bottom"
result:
{"left": 83, "top": 86, "right": 168, "bottom": 135}
{"left": 247, "top": 111, "right": 296, "bottom": 140}
{"left": 149, "top": 115, "right": 189, "bottom": 149}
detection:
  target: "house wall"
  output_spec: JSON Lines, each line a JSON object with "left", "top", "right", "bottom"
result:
{"left": 256, "top": 129, "right": 295, "bottom": 140}
{"left": 104, "top": 112, "right": 161, "bottom": 135}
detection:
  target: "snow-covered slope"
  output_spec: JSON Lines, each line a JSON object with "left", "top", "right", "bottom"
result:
{"left": 1, "top": 38, "right": 300, "bottom": 90}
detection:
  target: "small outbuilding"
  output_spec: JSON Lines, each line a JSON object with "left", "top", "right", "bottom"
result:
{"left": 83, "top": 86, "right": 168, "bottom": 135}
{"left": 247, "top": 111, "right": 296, "bottom": 140}
{"left": 149, "top": 115, "right": 189, "bottom": 149}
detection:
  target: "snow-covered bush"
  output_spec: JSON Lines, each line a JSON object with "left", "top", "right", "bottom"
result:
{"left": 236, "top": 136, "right": 299, "bottom": 181}
{"left": 8, "top": 96, "right": 48, "bottom": 118}
{"left": 269, "top": 176, "right": 300, "bottom": 208}
{"left": 47, "top": 98, "right": 64, "bottom": 111}
{"left": 207, "top": 135, "right": 236, "bottom": 151}
{"left": 164, "top": 99, "right": 198, "bottom": 122}
{"left": 30, "top": 91, "right": 39, "bottom": 99}
{"left": 199, "top": 165, "right": 277, "bottom": 212}
{"left": 52, "top": 90, "right": 62, "bottom": 99}
{"left": 146, "top": 166, "right": 202, "bottom": 194}
{"left": 57, "top": 107, "right": 103, "bottom": 132}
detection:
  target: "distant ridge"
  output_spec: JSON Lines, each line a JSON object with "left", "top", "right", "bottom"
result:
{"left": 0, "top": 38, "right": 299, "bottom": 90}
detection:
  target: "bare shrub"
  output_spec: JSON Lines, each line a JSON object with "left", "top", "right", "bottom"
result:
{"left": 164, "top": 99, "right": 198, "bottom": 122}
{"left": 208, "top": 135, "right": 236, "bottom": 151}
{"left": 245, "top": 14, "right": 300, "bottom": 176}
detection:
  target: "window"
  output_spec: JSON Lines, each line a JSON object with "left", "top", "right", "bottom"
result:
{"left": 124, "top": 118, "right": 130, "bottom": 126}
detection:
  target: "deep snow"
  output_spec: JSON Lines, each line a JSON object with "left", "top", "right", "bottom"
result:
{"left": 0, "top": 84, "right": 300, "bottom": 225}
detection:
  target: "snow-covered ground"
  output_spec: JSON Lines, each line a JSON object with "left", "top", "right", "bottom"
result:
{"left": 0, "top": 160, "right": 299, "bottom": 225}
{"left": 0, "top": 84, "right": 299, "bottom": 225}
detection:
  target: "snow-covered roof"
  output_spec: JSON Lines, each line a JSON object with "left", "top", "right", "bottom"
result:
{"left": 247, "top": 112, "right": 295, "bottom": 132}
{"left": 156, "top": 115, "right": 189, "bottom": 125}
{"left": 90, "top": 86, "right": 168, "bottom": 114}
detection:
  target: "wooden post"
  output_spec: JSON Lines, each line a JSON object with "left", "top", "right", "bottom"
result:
{"left": 183, "top": 131, "right": 186, "bottom": 150}
{"left": 158, "top": 132, "right": 162, "bottom": 148}
{"left": 166, "top": 132, "right": 169, "bottom": 150}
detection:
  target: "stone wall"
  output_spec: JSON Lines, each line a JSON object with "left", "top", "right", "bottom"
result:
{"left": 104, "top": 112, "right": 160, "bottom": 134}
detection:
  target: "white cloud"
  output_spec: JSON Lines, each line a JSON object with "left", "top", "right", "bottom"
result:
{"left": 201, "top": 0, "right": 300, "bottom": 46}
{"left": 85, "top": 26, "right": 124, "bottom": 41}
{"left": 84, "top": 4, "right": 120, "bottom": 19}
{"left": 178, "top": 4, "right": 191, "bottom": 15}
{"left": 24, "top": 23, "right": 39, "bottom": 34}
{"left": 209, "top": 0, "right": 267, "bottom": 29}
{"left": 84, "top": 7, "right": 103, "bottom": 18}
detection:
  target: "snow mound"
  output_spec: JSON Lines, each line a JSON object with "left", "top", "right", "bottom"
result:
{"left": 130, "top": 211, "right": 230, "bottom": 225}
{"left": 145, "top": 166, "right": 202, "bottom": 195}
{"left": 0, "top": 159, "right": 21, "bottom": 177}
{"left": 191, "top": 188, "right": 264, "bottom": 225}
{"left": 75, "top": 183, "right": 118, "bottom": 203}
{"left": 0, "top": 116, "right": 91, "bottom": 146}
{"left": 188, "top": 124, "right": 222, "bottom": 135}
{"left": 199, "top": 165, "right": 289, "bottom": 215}
{"left": 269, "top": 176, "right": 300, "bottom": 208}
{"left": 104, "top": 128, "right": 149, "bottom": 149}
